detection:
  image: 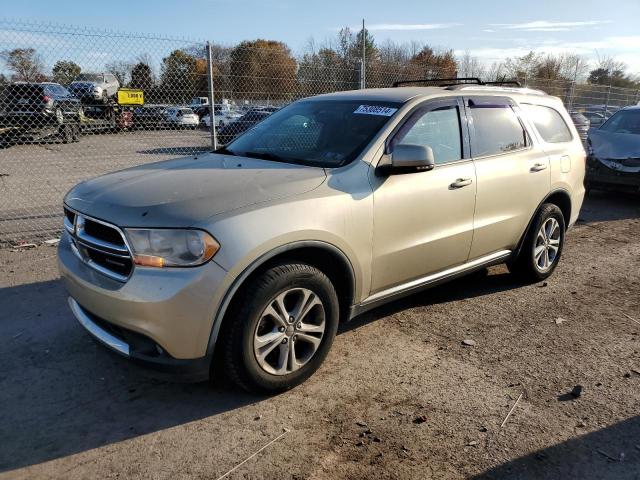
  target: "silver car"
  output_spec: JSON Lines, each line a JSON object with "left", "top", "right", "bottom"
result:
{"left": 69, "top": 73, "right": 120, "bottom": 103}
{"left": 59, "top": 85, "right": 585, "bottom": 392}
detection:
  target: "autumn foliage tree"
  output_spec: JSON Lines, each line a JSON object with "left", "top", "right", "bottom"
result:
{"left": 230, "top": 40, "right": 297, "bottom": 101}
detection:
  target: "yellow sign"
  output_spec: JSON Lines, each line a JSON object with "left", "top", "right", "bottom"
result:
{"left": 117, "top": 89, "right": 144, "bottom": 106}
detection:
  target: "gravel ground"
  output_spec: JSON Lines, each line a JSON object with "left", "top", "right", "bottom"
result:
{"left": 0, "top": 129, "right": 210, "bottom": 243}
{"left": 0, "top": 192, "right": 639, "bottom": 480}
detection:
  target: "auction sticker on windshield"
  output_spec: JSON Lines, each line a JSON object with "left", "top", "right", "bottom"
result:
{"left": 354, "top": 105, "right": 398, "bottom": 116}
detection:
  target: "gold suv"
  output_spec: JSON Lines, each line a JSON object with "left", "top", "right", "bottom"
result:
{"left": 58, "top": 83, "right": 585, "bottom": 392}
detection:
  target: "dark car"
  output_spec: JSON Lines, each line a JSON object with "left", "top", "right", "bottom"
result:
{"left": 133, "top": 105, "right": 167, "bottom": 130}
{"left": 586, "top": 106, "right": 640, "bottom": 194}
{"left": 569, "top": 111, "right": 590, "bottom": 143}
{"left": 217, "top": 109, "right": 273, "bottom": 144}
{"left": 1, "top": 82, "right": 82, "bottom": 129}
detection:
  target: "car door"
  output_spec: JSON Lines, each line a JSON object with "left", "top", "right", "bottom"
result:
{"left": 464, "top": 96, "right": 551, "bottom": 259}
{"left": 369, "top": 97, "right": 477, "bottom": 294}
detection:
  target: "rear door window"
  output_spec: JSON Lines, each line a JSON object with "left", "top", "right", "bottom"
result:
{"left": 468, "top": 103, "right": 527, "bottom": 157}
{"left": 521, "top": 104, "right": 572, "bottom": 143}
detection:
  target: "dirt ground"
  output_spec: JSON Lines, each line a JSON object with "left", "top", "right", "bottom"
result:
{"left": 0, "top": 192, "right": 639, "bottom": 480}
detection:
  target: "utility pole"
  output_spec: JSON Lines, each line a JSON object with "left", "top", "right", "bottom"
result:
{"left": 361, "top": 18, "right": 366, "bottom": 89}
{"left": 205, "top": 41, "right": 218, "bottom": 150}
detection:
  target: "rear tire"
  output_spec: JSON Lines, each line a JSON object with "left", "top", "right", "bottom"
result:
{"left": 508, "top": 203, "right": 565, "bottom": 282}
{"left": 220, "top": 262, "right": 339, "bottom": 393}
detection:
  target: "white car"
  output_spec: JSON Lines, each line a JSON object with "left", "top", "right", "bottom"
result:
{"left": 164, "top": 107, "right": 199, "bottom": 129}
{"left": 200, "top": 105, "right": 243, "bottom": 128}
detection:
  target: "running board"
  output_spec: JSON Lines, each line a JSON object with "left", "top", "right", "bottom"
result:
{"left": 351, "top": 250, "right": 512, "bottom": 318}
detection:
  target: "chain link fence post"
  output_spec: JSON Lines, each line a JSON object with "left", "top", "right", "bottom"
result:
{"left": 205, "top": 41, "right": 218, "bottom": 150}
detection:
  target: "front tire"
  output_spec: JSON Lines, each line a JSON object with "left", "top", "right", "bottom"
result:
{"left": 220, "top": 262, "right": 339, "bottom": 393}
{"left": 509, "top": 203, "right": 565, "bottom": 282}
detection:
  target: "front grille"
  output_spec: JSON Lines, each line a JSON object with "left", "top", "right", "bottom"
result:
{"left": 65, "top": 207, "right": 133, "bottom": 282}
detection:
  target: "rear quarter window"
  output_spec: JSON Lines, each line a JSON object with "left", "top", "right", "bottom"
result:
{"left": 521, "top": 104, "right": 573, "bottom": 143}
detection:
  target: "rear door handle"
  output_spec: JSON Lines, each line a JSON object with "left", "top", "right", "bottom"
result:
{"left": 450, "top": 178, "right": 473, "bottom": 189}
{"left": 530, "top": 163, "right": 548, "bottom": 172}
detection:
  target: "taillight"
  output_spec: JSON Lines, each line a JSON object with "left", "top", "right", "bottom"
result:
{"left": 43, "top": 95, "right": 53, "bottom": 104}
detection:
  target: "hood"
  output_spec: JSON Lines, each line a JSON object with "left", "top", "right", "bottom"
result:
{"left": 65, "top": 153, "right": 326, "bottom": 227}
{"left": 589, "top": 129, "right": 640, "bottom": 173}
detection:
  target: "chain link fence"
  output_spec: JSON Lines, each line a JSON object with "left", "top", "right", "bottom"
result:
{"left": 1, "top": 20, "right": 639, "bottom": 245}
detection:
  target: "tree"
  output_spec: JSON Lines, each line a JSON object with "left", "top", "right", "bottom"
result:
{"left": 105, "top": 60, "right": 133, "bottom": 85}
{"left": 408, "top": 46, "right": 457, "bottom": 78}
{"left": 502, "top": 51, "right": 541, "bottom": 81}
{"left": 456, "top": 51, "right": 487, "bottom": 79}
{"left": 588, "top": 57, "right": 639, "bottom": 88}
{"left": 230, "top": 40, "right": 297, "bottom": 101}
{"left": 130, "top": 61, "right": 154, "bottom": 92}
{"left": 0, "top": 48, "right": 45, "bottom": 82}
{"left": 160, "top": 49, "right": 199, "bottom": 103}
{"left": 51, "top": 60, "right": 81, "bottom": 85}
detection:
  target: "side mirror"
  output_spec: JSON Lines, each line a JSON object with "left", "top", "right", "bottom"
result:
{"left": 377, "top": 144, "right": 435, "bottom": 175}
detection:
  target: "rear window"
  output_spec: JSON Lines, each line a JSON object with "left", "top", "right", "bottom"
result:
{"left": 469, "top": 105, "right": 527, "bottom": 157}
{"left": 522, "top": 104, "right": 572, "bottom": 143}
{"left": 75, "top": 73, "right": 103, "bottom": 82}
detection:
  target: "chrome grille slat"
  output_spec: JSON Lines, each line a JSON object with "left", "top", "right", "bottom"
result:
{"left": 64, "top": 206, "right": 133, "bottom": 282}
{"left": 76, "top": 230, "right": 129, "bottom": 253}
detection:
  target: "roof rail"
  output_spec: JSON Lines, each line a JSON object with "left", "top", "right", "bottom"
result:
{"left": 392, "top": 77, "right": 482, "bottom": 88}
{"left": 483, "top": 80, "right": 522, "bottom": 87}
{"left": 392, "top": 77, "right": 522, "bottom": 88}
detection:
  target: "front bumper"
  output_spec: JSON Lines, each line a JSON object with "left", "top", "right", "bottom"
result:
{"left": 586, "top": 156, "right": 640, "bottom": 191}
{"left": 58, "top": 230, "right": 228, "bottom": 378}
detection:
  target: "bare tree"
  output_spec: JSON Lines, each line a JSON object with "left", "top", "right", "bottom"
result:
{"left": 0, "top": 48, "right": 46, "bottom": 82}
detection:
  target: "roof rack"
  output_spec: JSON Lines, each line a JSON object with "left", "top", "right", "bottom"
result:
{"left": 392, "top": 78, "right": 522, "bottom": 88}
{"left": 392, "top": 77, "right": 482, "bottom": 88}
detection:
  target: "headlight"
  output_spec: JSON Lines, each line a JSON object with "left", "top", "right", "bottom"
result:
{"left": 125, "top": 229, "right": 219, "bottom": 267}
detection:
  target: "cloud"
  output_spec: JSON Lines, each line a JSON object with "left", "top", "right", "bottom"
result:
{"left": 482, "top": 29, "right": 496, "bottom": 33}
{"left": 360, "top": 23, "right": 461, "bottom": 31}
{"left": 492, "top": 20, "right": 612, "bottom": 32}
{"left": 456, "top": 36, "right": 640, "bottom": 72}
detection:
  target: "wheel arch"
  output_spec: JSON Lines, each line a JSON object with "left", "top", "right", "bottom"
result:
{"left": 514, "top": 188, "right": 572, "bottom": 258}
{"left": 206, "top": 240, "right": 356, "bottom": 357}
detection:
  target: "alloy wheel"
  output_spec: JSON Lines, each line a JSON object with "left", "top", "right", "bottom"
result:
{"left": 253, "top": 288, "right": 325, "bottom": 375}
{"left": 534, "top": 217, "right": 561, "bottom": 272}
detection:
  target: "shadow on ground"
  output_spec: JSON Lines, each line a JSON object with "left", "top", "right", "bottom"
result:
{"left": 0, "top": 279, "right": 259, "bottom": 473}
{"left": 473, "top": 416, "right": 640, "bottom": 479}
{"left": 577, "top": 190, "right": 640, "bottom": 223}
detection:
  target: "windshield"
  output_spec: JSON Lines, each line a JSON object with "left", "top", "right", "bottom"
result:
{"left": 600, "top": 109, "right": 640, "bottom": 135}
{"left": 224, "top": 100, "right": 401, "bottom": 167}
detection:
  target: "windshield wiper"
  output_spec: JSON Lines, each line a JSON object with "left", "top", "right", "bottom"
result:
{"left": 214, "top": 146, "right": 238, "bottom": 156}
{"left": 241, "top": 151, "right": 290, "bottom": 163}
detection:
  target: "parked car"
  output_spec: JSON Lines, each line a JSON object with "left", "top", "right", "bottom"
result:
{"left": 69, "top": 73, "right": 120, "bottom": 104}
{"left": 0, "top": 82, "right": 82, "bottom": 142}
{"left": 569, "top": 111, "right": 590, "bottom": 143}
{"left": 189, "top": 97, "right": 209, "bottom": 108}
{"left": 133, "top": 105, "right": 167, "bottom": 130}
{"left": 216, "top": 109, "right": 273, "bottom": 144}
{"left": 200, "top": 105, "right": 243, "bottom": 128}
{"left": 164, "top": 107, "right": 199, "bottom": 129}
{"left": 581, "top": 111, "right": 608, "bottom": 128}
{"left": 586, "top": 106, "right": 640, "bottom": 193}
{"left": 59, "top": 84, "right": 585, "bottom": 393}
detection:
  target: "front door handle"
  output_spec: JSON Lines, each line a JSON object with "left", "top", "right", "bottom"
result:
{"left": 530, "top": 163, "right": 548, "bottom": 172}
{"left": 450, "top": 178, "right": 473, "bottom": 189}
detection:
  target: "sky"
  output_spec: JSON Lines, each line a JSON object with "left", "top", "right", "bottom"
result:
{"left": 3, "top": 0, "right": 640, "bottom": 74}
